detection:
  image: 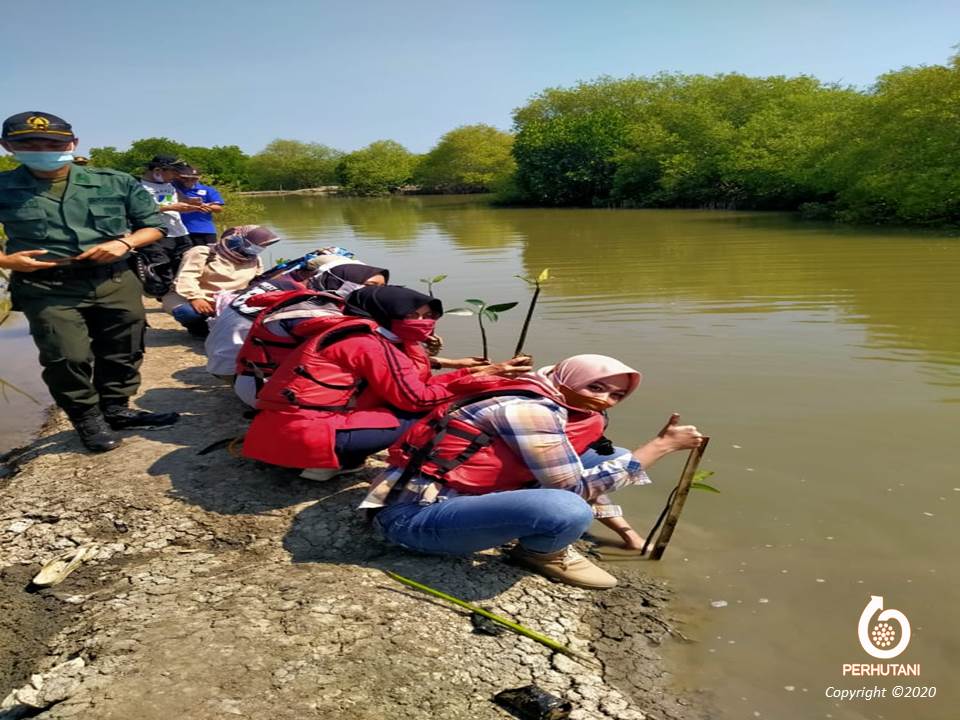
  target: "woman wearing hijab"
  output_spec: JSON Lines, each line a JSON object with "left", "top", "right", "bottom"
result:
{"left": 242, "top": 285, "right": 531, "bottom": 480}
{"left": 360, "top": 354, "right": 704, "bottom": 589}
{"left": 162, "top": 225, "right": 279, "bottom": 337}
{"left": 232, "top": 260, "right": 389, "bottom": 406}
{"left": 204, "top": 250, "right": 377, "bottom": 379}
{"left": 307, "top": 259, "right": 389, "bottom": 297}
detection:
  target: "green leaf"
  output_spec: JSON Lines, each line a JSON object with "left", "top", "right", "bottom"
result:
{"left": 431, "top": 274, "right": 448, "bottom": 283}
{"left": 537, "top": 268, "right": 551, "bottom": 283}
{"left": 465, "top": 298, "right": 486, "bottom": 307}
{"left": 693, "top": 469, "right": 715, "bottom": 482}
{"left": 445, "top": 308, "right": 474, "bottom": 317}
{"left": 691, "top": 482, "right": 720, "bottom": 494}
{"left": 514, "top": 274, "right": 537, "bottom": 286}
{"left": 486, "top": 302, "right": 518, "bottom": 313}
{"left": 483, "top": 310, "right": 499, "bottom": 322}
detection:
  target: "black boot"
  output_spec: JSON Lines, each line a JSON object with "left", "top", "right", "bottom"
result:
{"left": 71, "top": 413, "right": 122, "bottom": 453}
{"left": 102, "top": 405, "right": 180, "bottom": 430}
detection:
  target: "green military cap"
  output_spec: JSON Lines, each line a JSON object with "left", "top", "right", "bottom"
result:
{"left": 2, "top": 111, "right": 76, "bottom": 142}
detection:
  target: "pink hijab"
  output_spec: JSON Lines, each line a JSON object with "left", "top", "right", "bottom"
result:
{"left": 537, "top": 354, "right": 642, "bottom": 398}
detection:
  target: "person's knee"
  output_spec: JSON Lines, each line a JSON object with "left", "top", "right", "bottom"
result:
{"left": 536, "top": 489, "right": 593, "bottom": 529}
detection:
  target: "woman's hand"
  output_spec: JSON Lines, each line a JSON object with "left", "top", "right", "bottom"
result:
{"left": 632, "top": 413, "right": 704, "bottom": 469}
{"left": 471, "top": 356, "right": 534, "bottom": 377}
{"left": 659, "top": 422, "right": 704, "bottom": 452}
{"left": 617, "top": 528, "right": 647, "bottom": 551}
{"left": 422, "top": 334, "right": 444, "bottom": 356}
{"left": 190, "top": 298, "right": 216, "bottom": 315}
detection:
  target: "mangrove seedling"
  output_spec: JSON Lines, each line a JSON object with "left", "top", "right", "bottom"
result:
{"left": 513, "top": 267, "right": 550, "bottom": 357}
{"left": 419, "top": 274, "right": 447, "bottom": 297}
{"left": 446, "top": 298, "right": 518, "bottom": 360}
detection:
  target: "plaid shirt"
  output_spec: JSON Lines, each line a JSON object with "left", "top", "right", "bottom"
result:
{"left": 359, "top": 394, "right": 649, "bottom": 511}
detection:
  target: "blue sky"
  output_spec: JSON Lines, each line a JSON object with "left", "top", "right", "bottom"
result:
{"left": 4, "top": 0, "right": 958, "bottom": 155}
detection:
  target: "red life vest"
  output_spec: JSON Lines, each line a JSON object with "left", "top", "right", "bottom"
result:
{"left": 255, "top": 317, "right": 381, "bottom": 412}
{"left": 234, "top": 290, "right": 345, "bottom": 380}
{"left": 386, "top": 375, "right": 606, "bottom": 495}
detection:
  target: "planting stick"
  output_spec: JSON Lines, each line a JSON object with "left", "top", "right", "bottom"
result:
{"left": 513, "top": 284, "right": 541, "bottom": 357}
{"left": 384, "top": 571, "right": 594, "bottom": 663}
{"left": 650, "top": 437, "right": 710, "bottom": 560}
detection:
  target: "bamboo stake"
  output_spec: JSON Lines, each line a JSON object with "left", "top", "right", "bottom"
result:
{"left": 513, "top": 284, "right": 541, "bottom": 357}
{"left": 383, "top": 570, "right": 595, "bottom": 663}
{"left": 650, "top": 437, "right": 710, "bottom": 560}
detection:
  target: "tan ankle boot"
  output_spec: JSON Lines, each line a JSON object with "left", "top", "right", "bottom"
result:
{"left": 506, "top": 545, "right": 618, "bottom": 589}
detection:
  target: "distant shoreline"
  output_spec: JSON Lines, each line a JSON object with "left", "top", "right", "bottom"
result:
{"left": 237, "top": 186, "right": 341, "bottom": 197}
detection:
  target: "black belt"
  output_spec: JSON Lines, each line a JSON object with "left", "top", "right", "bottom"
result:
{"left": 21, "top": 259, "right": 130, "bottom": 281}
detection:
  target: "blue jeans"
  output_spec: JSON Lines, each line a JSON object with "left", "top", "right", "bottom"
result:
{"left": 375, "top": 488, "right": 594, "bottom": 555}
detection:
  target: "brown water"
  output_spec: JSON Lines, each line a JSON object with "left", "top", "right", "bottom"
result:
{"left": 259, "top": 195, "right": 959, "bottom": 720}
{"left": 0, "top": 312, "right": 51, "bottom": 452}
{"left": 2, "top": 195, "right": 957, "bottom": 717}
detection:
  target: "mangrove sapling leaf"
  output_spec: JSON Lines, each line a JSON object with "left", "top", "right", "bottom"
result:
{"left": 691, "top": 482, "right": 720, "bottom": 493}
{"left": 420, "top": 274, "right": 447, "bottom": 297}
{"left": 513, "top": 268, "right": 550, "bottom": 357}
{"left": 444, "top": 298, "right": 518, "bottom": 358}
{"left": 690, "top": 469, "right": 719, "bottom": 493}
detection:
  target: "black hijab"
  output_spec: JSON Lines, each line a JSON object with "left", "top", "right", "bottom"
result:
{"left": 343, "top": 286, "right": 442, "bottom": 327}
{"left": 311, "top": 263, "right": 390, "bottom": 293}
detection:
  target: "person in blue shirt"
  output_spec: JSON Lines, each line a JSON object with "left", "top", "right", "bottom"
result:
{"left": 173, "top": 165, "right": 225, "bottom": 246}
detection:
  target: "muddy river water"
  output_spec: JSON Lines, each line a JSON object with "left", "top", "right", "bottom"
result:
{"left": 4, "top": 195, "right": 957, "bottom": 719}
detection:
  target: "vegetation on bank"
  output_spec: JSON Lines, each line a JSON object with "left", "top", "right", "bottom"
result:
{"left": 2, "top": 51, "right": 958, "bottom": 225}
{"left": 86, "top": 125, "right": 516, "bottom": 197}
{"left": 505, "top": 52, "right": 960, "bottom": 225}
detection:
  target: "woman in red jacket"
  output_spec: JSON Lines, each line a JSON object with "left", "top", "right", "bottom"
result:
{"left": 242, "top": 286, "right": 530, "bottom": 480}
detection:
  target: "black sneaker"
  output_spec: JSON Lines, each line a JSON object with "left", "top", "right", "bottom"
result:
{"left": 103, "top": 406, "right": 180, "bottom": 430}
{"left": 71, "top": 414, "right": 122, "bottom": 453}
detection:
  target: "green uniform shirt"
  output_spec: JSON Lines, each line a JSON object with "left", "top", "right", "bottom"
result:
{"left": 0, "top": 164, "right": 167, "bottom": 259}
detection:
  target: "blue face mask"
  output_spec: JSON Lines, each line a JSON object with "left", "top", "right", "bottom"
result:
{"left": 14, "top": 151, "right": 75, "bottom": 172}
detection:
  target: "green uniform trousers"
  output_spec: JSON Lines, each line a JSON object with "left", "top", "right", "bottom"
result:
{"left": 10, "top": 268, "right": 146, "bottom": 419}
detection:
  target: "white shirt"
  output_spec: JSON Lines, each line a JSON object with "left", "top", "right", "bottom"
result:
{"left": 139, "top": 179, "right": 189, "bottom": 238}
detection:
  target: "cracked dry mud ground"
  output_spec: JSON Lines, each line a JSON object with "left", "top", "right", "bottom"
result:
{"left": 1, "top": 309, "right": 706, "bottom": 720}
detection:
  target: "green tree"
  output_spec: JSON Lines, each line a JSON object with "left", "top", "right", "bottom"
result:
{"left": 414, "top": 124, "right": 515, "bottom": 193}
{"left": 336, "top": 140, "right": 418, "bottom": 195}
{"left": 247, "top": 139, "right": 342, "bottom": 190}
{"left": 185, "top": 145, "right": 250, "bottom": 187}
{"left": 828, "top": 55, "right": 960, "bottom": 224}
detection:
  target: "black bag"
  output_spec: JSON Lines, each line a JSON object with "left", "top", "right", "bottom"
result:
{"left": 128, "top": 251, "right": 170, "bottom": 298}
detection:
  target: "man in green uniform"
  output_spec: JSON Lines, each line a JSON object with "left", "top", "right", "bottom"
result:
{"left": 0, "top": 111, "right": 179, "bottom": 452}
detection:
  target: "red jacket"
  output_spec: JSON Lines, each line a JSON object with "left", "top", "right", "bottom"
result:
{"left": 386, "top": 375, "right": 605, "bottom": 495}
{"left": 242, "top": 318, "right": 471, "bottom": 468}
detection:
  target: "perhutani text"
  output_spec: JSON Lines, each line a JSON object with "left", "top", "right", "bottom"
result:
{"left": 842, "top": 663, "right": 920, "bottom": 676}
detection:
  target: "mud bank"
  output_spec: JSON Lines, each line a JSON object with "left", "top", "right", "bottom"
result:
{"left": 0, "top": 308, "right": 706, "bottom": 720}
